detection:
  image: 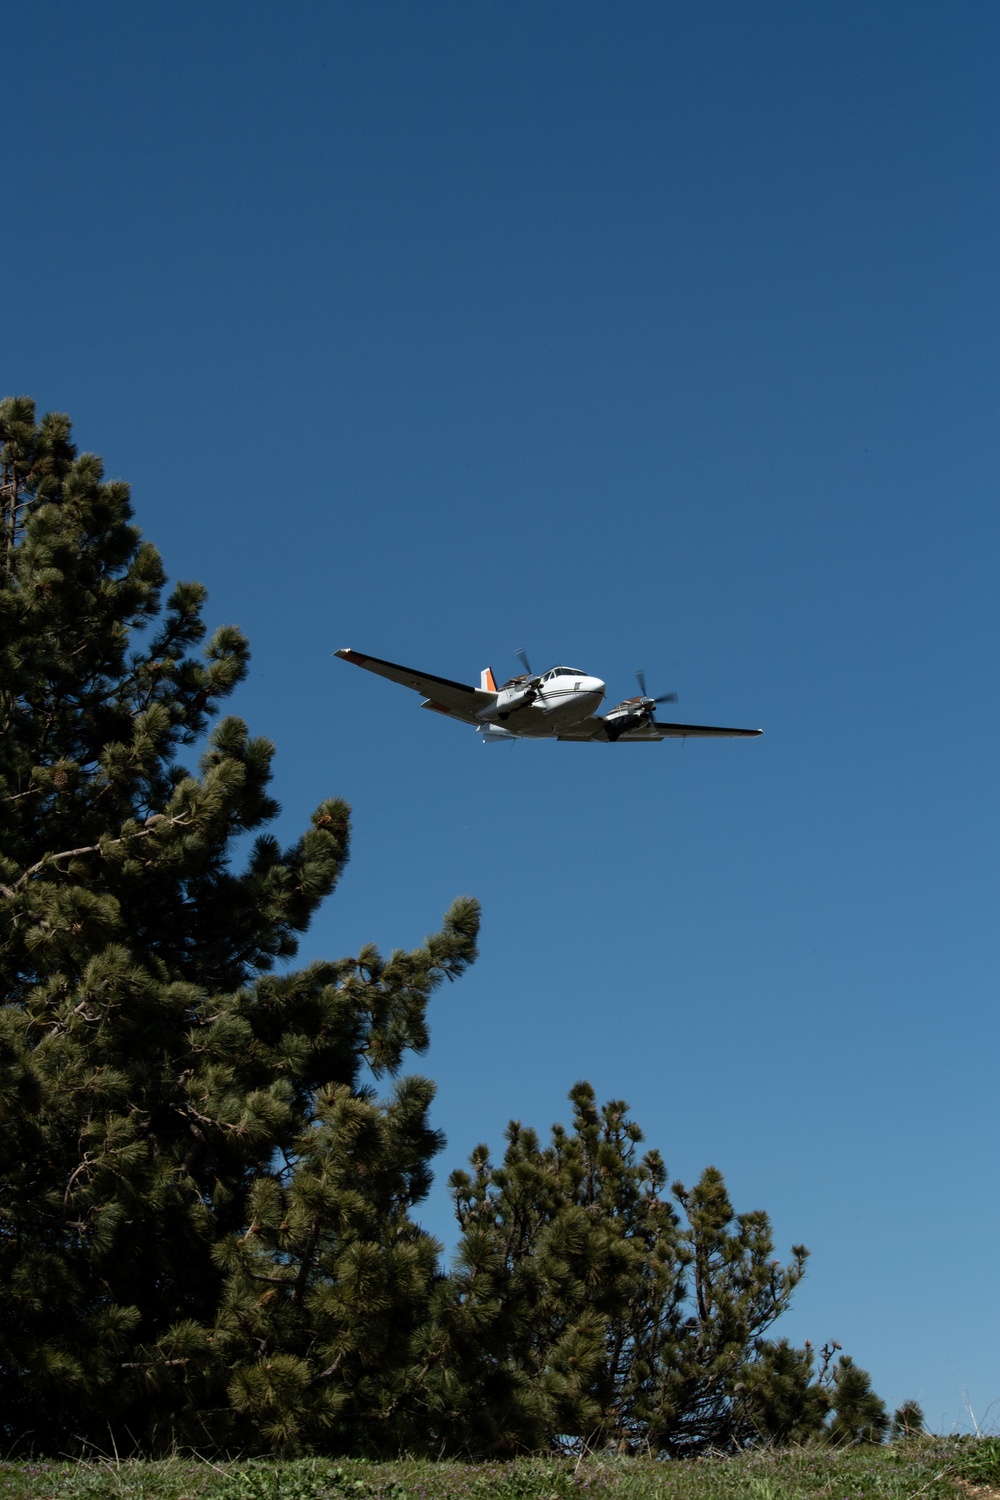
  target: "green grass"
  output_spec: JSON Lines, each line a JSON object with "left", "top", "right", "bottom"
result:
{"left": 0, "top": 1438, "right": 997, "bottom": 1500}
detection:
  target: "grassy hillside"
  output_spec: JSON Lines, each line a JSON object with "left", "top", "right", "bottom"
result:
{"left": 1, "top": 1438, "right": 998, "bottom": 1499}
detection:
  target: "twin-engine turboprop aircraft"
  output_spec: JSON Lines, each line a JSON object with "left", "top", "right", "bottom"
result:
{"left": 335, "top": 648, "right": 763, "bottom": 744}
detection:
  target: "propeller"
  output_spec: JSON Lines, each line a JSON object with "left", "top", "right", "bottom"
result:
{"left": 507, "top": 648, "right": 542, "bottom": 702}
{"left": 635, "top": 670, "right": 678, "bottom": 706}
{"left": 515, "top": 649, "right": 543, "bottom": 686}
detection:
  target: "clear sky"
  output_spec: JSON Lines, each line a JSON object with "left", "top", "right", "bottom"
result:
{"left": 4, "top": 0, "right": 997, "bottom": 1436}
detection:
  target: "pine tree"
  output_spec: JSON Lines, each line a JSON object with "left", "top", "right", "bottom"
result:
{"left": 826, "top": 1355, "right": 889, "bottom": 1445}
{"left": 657, "top": 1167, "right": 808, "bottom": 1454}
{"left": 734, "top": 1338, "right": 831, "bottom": 1445}
{"left": 427, "top": 1083, "right": 687, "bottom": 1455}
{"left": 0, "top": 399, "right": 479, "bottom": 1453}
{"left": 415, "top": 1084, "right": 817, "bottom": 1457}
{"left": 890, "top": 1398, "right": 926, "bottom": 1439}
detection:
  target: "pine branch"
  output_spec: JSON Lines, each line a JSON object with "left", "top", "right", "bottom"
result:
{"left": 292, "top": 1215, "right": 324, "bottom": 1307}
{"left": 2, "top": 466, "right": 21, "bottom": 579}
{"left": 1, "top": 786, "right": 44, "bottom": 805}
{"left": 308, "top": 1352, "right": 344, "bottom": 1386}
{"left": 1, "top": 812, "right": 192, "bottom": 896}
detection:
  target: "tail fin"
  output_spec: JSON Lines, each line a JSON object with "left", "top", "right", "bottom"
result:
{"left": 480, "top": 666, "right": 498, "bottom": 692}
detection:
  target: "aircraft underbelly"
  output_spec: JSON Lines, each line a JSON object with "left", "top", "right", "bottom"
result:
{"left": 514, "top": 690, "right": 602, "bottom": 735}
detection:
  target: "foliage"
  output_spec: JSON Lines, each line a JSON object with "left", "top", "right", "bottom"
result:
{"left": 406, "top": 1084, "right": 897, "bottom": 1458}
{"left": 0, "top": 398, "right": 479, "bottom": 1453}
{"left": 409, "top": 1083, "right": 815, "bottom": 1456}
{"left": 825, "top": 1354, "right": 889, "bottom": 1445}
{"left": 891, "top": 1397, "right": 926, "bottom": 1438}
{"left": 736, "top": 1338, "right": 832, "bottom": 1446}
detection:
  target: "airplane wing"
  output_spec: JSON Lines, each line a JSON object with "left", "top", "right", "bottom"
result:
{"left": 335, "top": 648, "right": 494, "bottom": 726}
{"left": 648, "top": 720, "right": 763, "bottom": 739}
{"left": 555, "top": 717, "right": 614, "bottom": 742}
{"left": 557, "top": 717, "right": 763, "bottom": 742}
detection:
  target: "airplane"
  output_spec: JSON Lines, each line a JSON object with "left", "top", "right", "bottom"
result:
{"left": 335, "top": 647, "right": 763, "bottom": 744}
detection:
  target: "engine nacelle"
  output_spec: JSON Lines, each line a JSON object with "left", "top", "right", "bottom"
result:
{"left": 604, "top": 699, "right": 652, "bottom": 741}
{"left": 478, "top": 679, "right": 540, "bottom": 721}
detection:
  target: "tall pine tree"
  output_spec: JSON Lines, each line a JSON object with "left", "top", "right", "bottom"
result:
{"left": 0, "top": 398, "right": 479, "bottom": 1452}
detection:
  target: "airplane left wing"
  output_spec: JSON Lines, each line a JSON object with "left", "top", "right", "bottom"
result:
{"left": 649, "top": 720, "right": 763, "bottom": 739}
{"left": 335, "top": 648, "right": 494, "bottom": 726}
{"left": 557, "top": 717, "right": 763, "bottom": 742}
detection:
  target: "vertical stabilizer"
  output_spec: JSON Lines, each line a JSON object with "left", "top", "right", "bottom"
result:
{"left": 481, "top": 666, "right": 498, "bottom": 692}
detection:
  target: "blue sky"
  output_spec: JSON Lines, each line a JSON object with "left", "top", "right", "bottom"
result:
{"left": 4, "top": 0, "right": 997, "bottom": 1435}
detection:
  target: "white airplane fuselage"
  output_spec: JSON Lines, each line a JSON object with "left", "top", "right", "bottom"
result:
{"left": 476, "top": 667, "right": 605, "bottom": 736}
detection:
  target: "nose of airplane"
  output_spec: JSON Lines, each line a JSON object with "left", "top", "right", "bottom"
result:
{"left": 588, "top": 676, "right": 606, "bottom": 701}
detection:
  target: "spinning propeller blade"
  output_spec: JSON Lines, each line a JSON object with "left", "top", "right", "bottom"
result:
{"left": 636, "top": 670, "right": 677, "bottom": 706}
